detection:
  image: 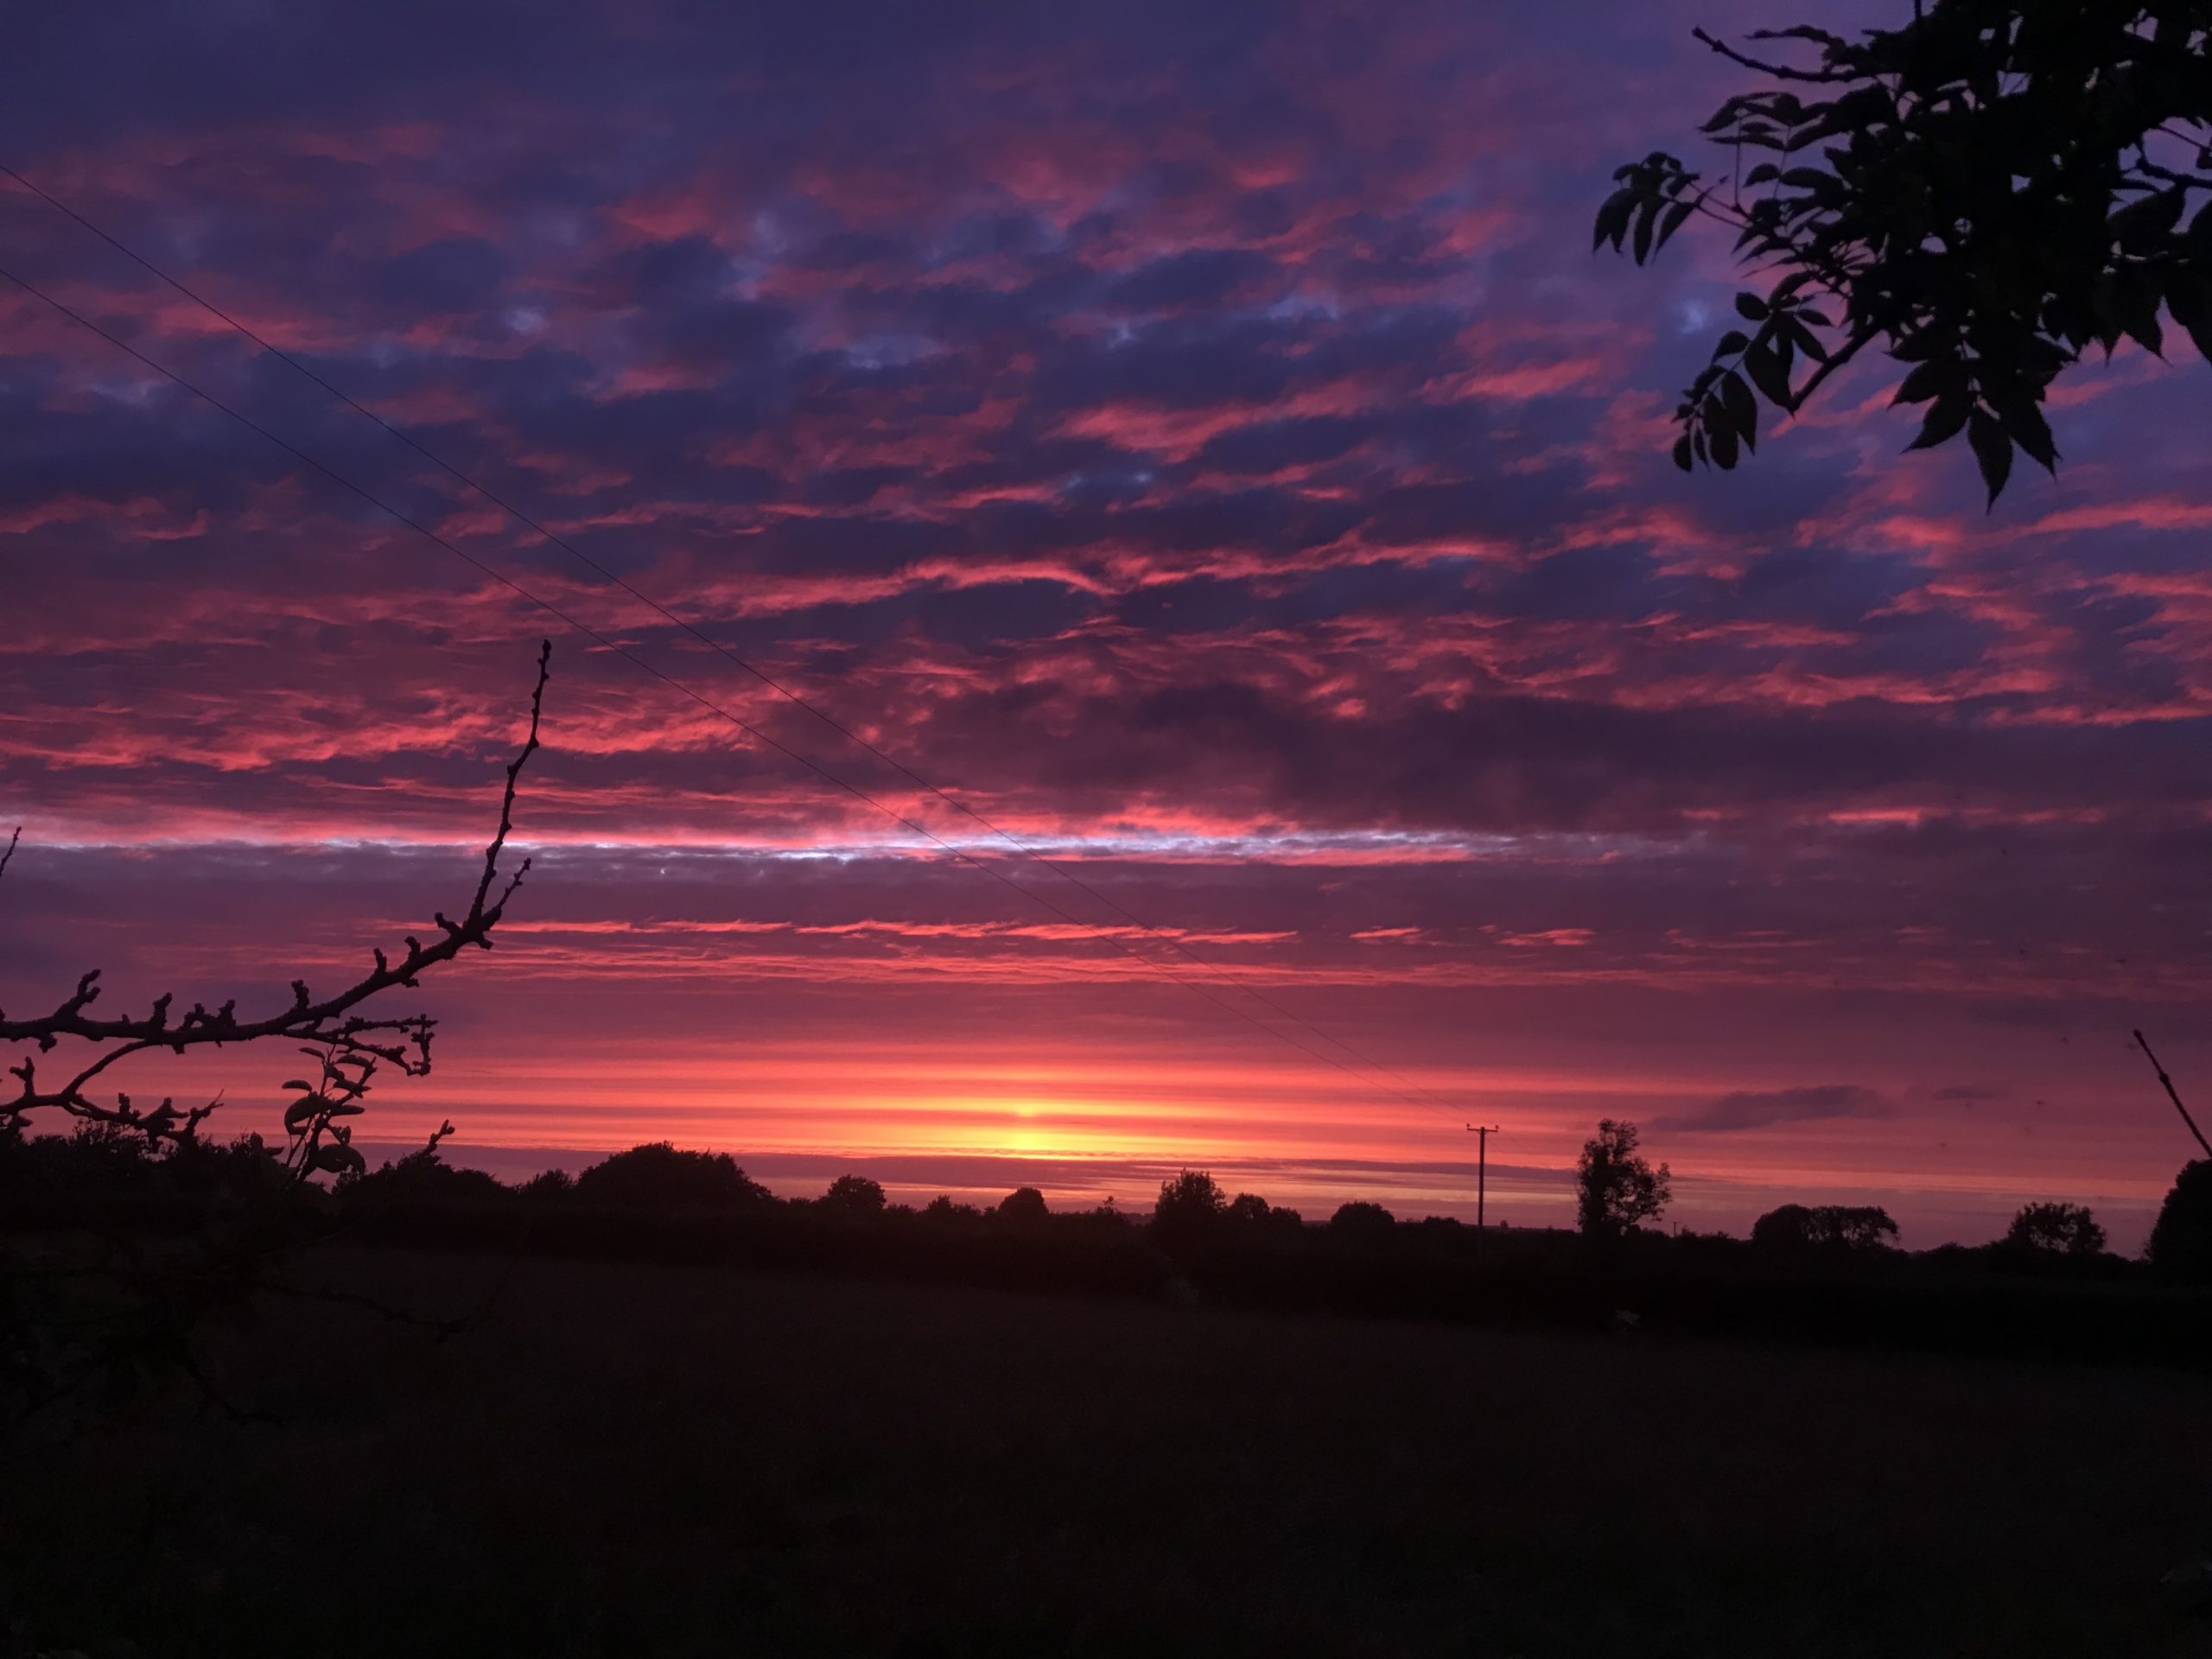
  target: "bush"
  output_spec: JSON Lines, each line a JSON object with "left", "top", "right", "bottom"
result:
{"left": 2150, "top": 1161, "right": 2212, "bottom": 1282}
{"left": 572, "top": 1143, "right": 772, "bottom": 1210}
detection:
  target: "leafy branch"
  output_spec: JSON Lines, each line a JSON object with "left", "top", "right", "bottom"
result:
{"left": 1598, "top": 4, "right": 2212, "bottom": 504}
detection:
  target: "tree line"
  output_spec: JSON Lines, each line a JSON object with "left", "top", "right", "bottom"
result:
{"left": 15, "top": 1111, "right": 2209, "bottom": 1278}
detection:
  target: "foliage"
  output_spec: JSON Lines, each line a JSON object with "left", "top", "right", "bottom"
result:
{"left": 821, "top": 1173, "right": 888, "bottom": 1216}
{"left": 1751, "top": 1202, "right": 1901, "bottom": 1251}
{"left": 1153, "top": 1169, "right": 1229, "bottom": 1233}
{"left": 996, "top": 1185, "right": 1051, "bottom": 1223}
{"left": 1574, "top": 1120, "right": 1672, "bottom": 1238}
{"left": 1328, "top": 1200, "right": 1397, "bottom": 1242}
{"left": 2148, "top": 1160, "right": 2212, "bottom": 1280}
{"left": 571, "top": 1141, "right": 772, "bottom": 1211}
{"left": 2004, "top": 1201, "right": 2107, "bottom": 1256}
{"left": 1, "top": 644, "right": 554, "bottom": 1433}
{"left": 516, "top": 1166, "right": 575, "bottom": 1203}
{"left": 1226, "top": 1192, "right": 1305, "bottom": 1232}
{"left": 1597, "top": 4, "right": 2212, "bottom": 502}
{"left": 341, "top": 1130, "right": 511, "bottom": 1209}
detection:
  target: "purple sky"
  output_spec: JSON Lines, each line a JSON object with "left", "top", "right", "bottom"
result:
{"left": 4, "top": 0, "right": 2209, "bottom": 1247}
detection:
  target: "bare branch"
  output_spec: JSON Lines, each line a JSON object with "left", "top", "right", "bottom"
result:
{"left": 0, "top": 824, "right": 19, "bottom": 884}
{"left": 2135, "top": 1029, "right": 2212, "bottom": 1160}
{"left": 1691, "top": 27, "right": 1855, "bottom": 85}
{"left": 1, "top": 645, "right": 555, "bottom": 1142}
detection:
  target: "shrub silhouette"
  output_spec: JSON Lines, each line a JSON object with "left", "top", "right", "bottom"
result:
{"left": 1153, "top": 1170, "right": 1227, "bottom": 1234}
{"left": 572, "top": 1142, "right": 772, "bottom": 1210}
{"left": 517, "top": 1167, "right": 575, "bottom": 1203}
{"left": 821, "top": 1173, "right": 887, "bottom": 1216}
{"left": 924, "top": 1195, "right": 983, "bottom": 1222}
{"left": 996, "top": 1186, "right": 1050, "bottom": 1223}
{"left": 1751, "top": 1203, "right": 1899, "bottom": 1252}
{"left": 345, "top": 1145, "right": 509, "bottom": 1207}
{"left": 2149, "top": 1161, "right": 2212, "bottom": 1282}
{"left": 2004, "top": 1202, "right": 2105, "bottom": 1258}
{"left": 1227, "top": 1192, "right": 1305, "bottom": 1232}
{"left": 1329, "top": 1200, "right": 1396, "bottom": 1243}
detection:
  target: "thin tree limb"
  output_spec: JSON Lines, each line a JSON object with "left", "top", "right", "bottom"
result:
{"left": 2135, "top": 1028, "right": 2212, "bottom": 1160}
{"left": 1691, "top": 27, "right": 1855, "bottom": 84}
{"left": 0, "top": 824, "right": 19, "bottom": 884}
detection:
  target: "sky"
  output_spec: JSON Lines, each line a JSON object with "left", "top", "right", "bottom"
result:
{"left": 3, "top": 0, "right": 2209, "bottom": 1249}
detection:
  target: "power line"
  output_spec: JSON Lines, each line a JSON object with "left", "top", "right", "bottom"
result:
{"left": 0, "top": 253, "right": 1467, "bottom": 1129}
{"left": 0, "top": 161, "right": 1473, "bottom": 1124}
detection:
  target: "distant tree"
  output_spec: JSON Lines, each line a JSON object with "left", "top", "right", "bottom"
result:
{"left": 1751, "top": 1201, "right": 1899, "bottom": 1251}
{"left": 1750, "top": 1202, "right": 1821, "bottom": 1250}
{"left": 516, "top": 1166, "right": 575, "bottom": 1203}
{"left": 996, "top": 1185, "right": 1051, "bottom": 1223}
{"left": 1153, "top": 1169, "right": 1228, "bottom": 1233}
{"left": 1822, "top": 1205, "right": 1901, "bottom": 1250}
{"left": 1575, "top": 1120, "right": 1672, "bottom": 1238}
{"left": 1596, "top": 5, "right": 2212, "bottom": 503}
{"left": 342, "top": 1136, "right": 509, "bottom": 1207}
{"left": 1226, "top": 1192, "right": 1271, "bottom": 1224}
{"left": 2005, "top": 1200, "right": 2107, "bottom": 1256}
{"left": 2149, "top": 1160, "right": 2212, "bottom": 1280}
{"left": 821, "top": 1173, "right": 887, "bottom": 1216}
{"left": 923, "top": 1194, "right": 983, "bottom": 1222}
{"left": 573, "top": 1142, "right": 772, "bottom": 1210}
{"left": 1329, "top": 1200, "right": 1397, "bottom": 1243}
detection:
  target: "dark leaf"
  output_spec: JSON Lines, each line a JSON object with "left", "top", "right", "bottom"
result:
{"left": 1656, "top": 198, "right": 1694, "bottom": 254}
{"left": 1904, "top": 394, "right": 1972, "bottom": 452}
{"left": 1967, "top": 408, "right": 2014, "bottom": 507}
{"left": 1592, "top": 189, "right": 1636, "bottom": 251}
{"left": 1734, "top": 293, "right": 1770, "bottom": 321}
{"left": 1784, "top": 315, "right": 1830, "bottom": 363}
{"left": 314, "top": 1142, "right": 366, "bottom": 1177}
{"left": 1741, "top": 340, "right": 1793, "bottom": 406}
{"left": 1709, "top": 423, "right": 1740, "bottom": 469}
{"left": 1714, "top": 329, "right": 1751, "bottom": 357}
{"left": 1672, "top": 433, "right": 1694, "bottom": 472}
{"left": 1891, "top": 359, "right": 1956, "bottom": 405}
{"left": 1994, "top": 396, "right": 2059, "bottom": 474}
{"left": 1719, "top": 370, "right": 1758, "bottom": 451}
{"left": 283, "top": 1094, "right": 330, "bottom": 1133}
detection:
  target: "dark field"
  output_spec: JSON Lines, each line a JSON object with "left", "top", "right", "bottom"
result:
{"left": 9, "top": 1250, "right": 2212, "bottom": 1658}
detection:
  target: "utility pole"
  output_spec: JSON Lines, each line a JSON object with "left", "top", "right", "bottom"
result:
{"left": 1466, "top": 1123, "right": 1500, "bottom": 1243}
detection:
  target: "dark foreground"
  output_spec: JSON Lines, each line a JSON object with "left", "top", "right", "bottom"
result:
{"left": 7, "top": 1251, "right": 2212, "bottom": 1658}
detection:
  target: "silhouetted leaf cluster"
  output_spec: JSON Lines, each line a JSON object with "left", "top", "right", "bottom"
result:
{"left": 1599, "top": 4, "right": 2211, "bottom": 502}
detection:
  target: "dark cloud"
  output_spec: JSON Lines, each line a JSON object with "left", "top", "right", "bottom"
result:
{"left": 1660, "top": 1086, "right": 1891, "bottom": 1135}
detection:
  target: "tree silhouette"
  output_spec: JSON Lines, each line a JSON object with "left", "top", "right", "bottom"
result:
{"left": 821, "top": 1173, "right": 887, "bottom": 1216}
{"left": 572, "top": 1142, "right": 772, "bottom": 1209}
{"left": 1575, "top": 1120, "right": 1672, "bottom": 1239}
{"left": 1153, "top": 1169, "right": 1228, "bottom": 1234}
{"left": 343, "top": 1141, "right": 510, "bottom": 1207}
{"left": 1328, "top": 1200, "right": 1396, "bottom": 1242}
{"left": 996, "top": 1185, "right": 1050, "bottom": 1223}
{"left": 2004, "top": 1201, "right": 2107, "bottom": 1256}
{"left": 1751, "top": 1202, "right": 1899, "bottom": 1251}
{"left": 1597, "top": 5, "right": 2210, "bottom": 502}
{"left": 2148, "top": 1160, "right": 2212, "bottom": 1281}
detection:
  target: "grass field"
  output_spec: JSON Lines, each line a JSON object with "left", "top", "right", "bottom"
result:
{"left": 8, "top": 1249, "right": 2212, "bottom": 1657}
